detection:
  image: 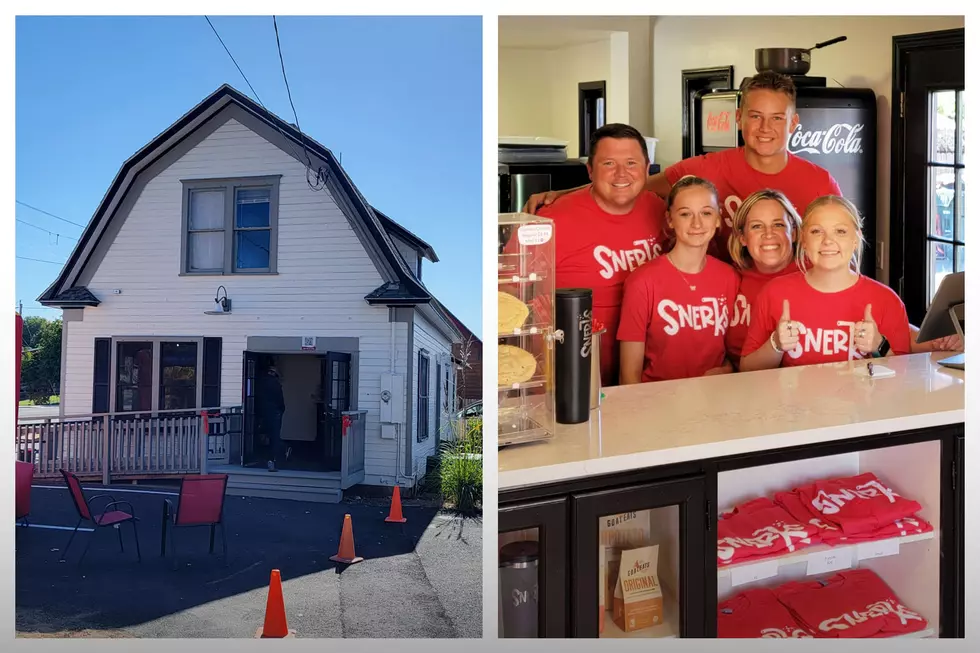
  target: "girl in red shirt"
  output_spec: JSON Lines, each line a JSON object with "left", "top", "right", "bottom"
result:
{"left": 618, "top": 176, "right": 739, "bottom": 383}
{"left": 726, "top": 190, "right": 803, "bottom": 364}
{"left": 741, "top": 195, "right": 911, "bottom": 370}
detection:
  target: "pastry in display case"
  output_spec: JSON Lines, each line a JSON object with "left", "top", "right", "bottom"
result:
{"left": 498, "top": 212, "right": 557, "bottom": 447}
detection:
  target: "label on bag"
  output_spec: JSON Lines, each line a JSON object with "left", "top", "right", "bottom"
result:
{"left": 517, "top": 224, "right": 553, "bottom": 246}
{"left": 730, "top": 559, "right": 780, "bottom": 587}
{"left": 805, "top": 547, "right": 853, "bottom": 575}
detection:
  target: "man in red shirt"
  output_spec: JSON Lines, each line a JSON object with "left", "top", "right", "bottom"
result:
{"left": 534, "top": 123, "right": 668, "bottom": 386}
{"left": 524, "top": 72, "right": 841, "bottom": 264}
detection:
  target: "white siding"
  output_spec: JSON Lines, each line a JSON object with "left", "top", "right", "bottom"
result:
{"left": 411, "top": 313, "right": 455, "bottom": 478}
{"left": 391, "top": 235, "right": 420, "bottom": 277}
{"left": 62, "top": 116, "right": 412, "bottom": 483}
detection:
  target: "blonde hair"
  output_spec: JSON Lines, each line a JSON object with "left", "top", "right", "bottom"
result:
{"left": 795, "top": 195, "right": 867, "bottom": 273}
{"left": 728, "top": 189, "right": 803, "bottom": 270}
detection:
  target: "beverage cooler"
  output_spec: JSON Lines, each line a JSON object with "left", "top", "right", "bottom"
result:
{"left": 498, "top": 426, "right": 962, "bottom": 638}
{"left": 690, "top": 76, "right": 878, "bottom": 277}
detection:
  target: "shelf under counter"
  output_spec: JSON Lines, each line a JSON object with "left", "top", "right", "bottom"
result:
{"left": 499, "top": 352, "right": 964, "bottom": 492}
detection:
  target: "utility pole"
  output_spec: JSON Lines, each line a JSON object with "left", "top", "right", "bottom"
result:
{"left": 18, "top": 301, "right": 22, "bottom": 315}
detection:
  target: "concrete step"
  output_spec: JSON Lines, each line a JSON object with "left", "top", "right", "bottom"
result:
{"left": 225, "top": 483, "right": 343, "bottom": 504}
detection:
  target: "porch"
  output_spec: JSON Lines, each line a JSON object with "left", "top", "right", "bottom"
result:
{"left": 15, "top": 407, "right": 365, "bottom": 504}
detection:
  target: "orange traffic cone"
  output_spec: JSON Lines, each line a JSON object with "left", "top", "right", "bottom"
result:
{"left": 329, "top": 514, "right": 364, "bottom": 565}
{"left": 385, "top": 485, "right": 407, "bottom": 523}
{"left": 254, "top": 569, "right": 295, "bottom": 638}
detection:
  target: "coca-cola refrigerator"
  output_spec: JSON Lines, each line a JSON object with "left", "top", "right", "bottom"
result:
{"left": 691, "top": 76, "right": 877, "bottom": 277}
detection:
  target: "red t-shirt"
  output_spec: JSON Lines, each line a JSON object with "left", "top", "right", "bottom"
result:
{"left": 773, "top": 489, "right": 932, "bottom": 545}
{"left": 796, "top": 473, "right": 923, "bottom": 536}
{"left": 617, "top": 254, "right": 739, "bottom": 382}
{"left": 727, "top": 264, "right": 800, "bottom": 360}
{"left": 774, "top": 569, "right": 928, "bottom": 638}
{"left": 719, "top": 588, "right": 812, "bottom": 639}
{"left": 536, "top": 188, "right": 667, "bottom": 386}
{"left": 742, "top": 271, "right": 911, "bottom": 366}
{"left": 717, "top": 497, "right": 821, "bottom": 565}
{"left": 665, "top": 148, "right": 842, "bottom": 264}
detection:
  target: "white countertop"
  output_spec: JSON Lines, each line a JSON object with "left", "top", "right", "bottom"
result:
{"left": 499, "top": 353, "right": 964, "bottom": 491}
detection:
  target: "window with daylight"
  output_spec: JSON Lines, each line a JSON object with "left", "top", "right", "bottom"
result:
{"left": 113, "top": 338, "right": 203, "bottom": 414}
{"left": 181, "top": 176, "right": 280, "bottom": 275}
{"left": 159, "top": 341, "right": 199, "bottom": 411}
{"left": 926, "top": 90, "right": 965, "bottom": 303}
{"left": 417, "top": 351, "right": 430, "bottom": 442}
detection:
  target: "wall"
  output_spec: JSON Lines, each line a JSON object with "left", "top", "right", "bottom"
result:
{"left": 498, "top": 48, "right": 554, "bottom": 138}
{"left": 499, "top": 16, "right": 654, "bottom": 156}
{"left": 411, "top": 313, "right": 454, "bottom": 476}
{"left": 651, "top": 16, "right": 965, "bottom": 281}
{"left": 62, "top": 115, "right": 412, "bottom": 485}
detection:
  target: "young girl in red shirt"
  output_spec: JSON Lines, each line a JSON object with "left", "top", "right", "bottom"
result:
{"left": 618, "top": 176, "right": 739, "bottom": 383}
{"left": 740, "top": 195, "right": 911, "bottom": 370}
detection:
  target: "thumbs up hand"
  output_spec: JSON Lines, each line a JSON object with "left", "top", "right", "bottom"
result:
{"left": 854, "top": 304, "right": 881, "bottom": 354}
{"left": 772, "top": 299, "right": 800, "bottom": 353}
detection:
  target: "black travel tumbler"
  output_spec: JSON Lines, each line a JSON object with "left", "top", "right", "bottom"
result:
{"left": 555, "top": 288, "right": 593, "bottom": 425}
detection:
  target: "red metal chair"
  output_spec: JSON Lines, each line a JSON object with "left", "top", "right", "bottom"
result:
{"left": 59, "top": 469, "right": 141, "bottom": 564}
{"left": 161, "top": 474, "right": 229, "bottom": 569}
{"left": 16, "top": 461, "right": 34, "bottom": 525}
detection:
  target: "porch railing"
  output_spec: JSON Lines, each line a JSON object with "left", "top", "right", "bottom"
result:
{"left": 15, "top": 406, "right": 242, "bottom": 484}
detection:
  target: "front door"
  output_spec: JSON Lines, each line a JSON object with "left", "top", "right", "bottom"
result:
{"left": 241, "top": 351, "right": 259, "bottom": 466}
{"left": 323, "top": 352, "right": 352, "bottom": 472}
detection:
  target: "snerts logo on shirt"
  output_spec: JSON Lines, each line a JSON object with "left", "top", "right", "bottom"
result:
{"left": 717, "top": 522, "right": 812, "bottom": 562}
{"left": 595, "top": 238, "right": 663, "bottom": 280}
{"left": 810, "top": 479, "right": 902, "bottom": 516}
{"left": 732, "top": 292, "right": 750, "bottom": 328}
{"left": 658, "top": 297, "right": 730, "bottom": 337}
{"left": 817, "top": 600, "right": 923, "bottom": 633}
{"left": 784, "top": 320, "right": 865, "bottom": 361}
{"left": 760, "top": 627, "right": 812, "bottom": 639}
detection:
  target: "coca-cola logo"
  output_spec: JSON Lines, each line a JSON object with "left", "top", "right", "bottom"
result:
{"left": 706, "top": 111, "right": 732, "bottom": 133}
{"left": 788, "top": 122, "right": 864, "bottom": 156}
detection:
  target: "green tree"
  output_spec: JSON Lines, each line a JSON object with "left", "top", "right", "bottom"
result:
{"left": 21, "top": 317, "right": 61, "bottom": 404}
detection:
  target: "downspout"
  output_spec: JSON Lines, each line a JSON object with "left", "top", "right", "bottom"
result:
{"left": 391, "top": 320, "right": 411, "bottom": 489}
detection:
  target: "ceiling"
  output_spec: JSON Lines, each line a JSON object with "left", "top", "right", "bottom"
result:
{"left": 498, "top": 16, "right": 631, "bottom": 50}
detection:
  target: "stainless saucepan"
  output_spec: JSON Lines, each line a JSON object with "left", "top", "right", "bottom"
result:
{"left": 755, "top": 36, "right": 847, "bottom": 75}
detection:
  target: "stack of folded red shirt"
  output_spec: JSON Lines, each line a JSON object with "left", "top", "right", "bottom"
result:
{"left": 773, "top": 472, "right": 933, "bottom": 545}
{"left": 720, "top": 569, "right": 929, "bottom": 638}
{"left": 717, "top": 497, "right": 823, "bottom": 565}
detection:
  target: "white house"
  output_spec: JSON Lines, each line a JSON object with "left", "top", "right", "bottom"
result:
{"left": 38, "top": 84, "right": 466, "bottom": 502}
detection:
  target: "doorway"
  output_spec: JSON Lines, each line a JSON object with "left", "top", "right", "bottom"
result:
{"left": 578, "top": 81, "right": 606, "bottom": 158}
{"left": 241, "top": 351, "right": 352, "bottom": 472}
{"left": 889, "top": 28, "right": 965, "bottom": 325}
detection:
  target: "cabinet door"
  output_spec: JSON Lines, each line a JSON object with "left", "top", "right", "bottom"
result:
{"left": 954, "top": 434, "right": 964, "bottom": 637}
{"left": 498, "top": 497, "right": 568, "bottom": 638}
{"left": 570, "top": 476, "right": 707, "bottom": 638}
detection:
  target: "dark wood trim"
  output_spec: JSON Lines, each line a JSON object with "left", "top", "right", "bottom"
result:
{"left": 578, "top": 81, "right": 607, "bottom": 158}
{"left": 888, "top": 27, "right": 965, "bottom": 298}
{"left": 681, "top": 66, "right": 735, "bottom": 159}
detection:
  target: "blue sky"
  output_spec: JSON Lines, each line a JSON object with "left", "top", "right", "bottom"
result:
{"left": 15, "top": 15, "right": 483, "bottom": 337}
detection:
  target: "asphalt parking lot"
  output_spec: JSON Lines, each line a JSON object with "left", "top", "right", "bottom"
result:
{"left": 16, "top": 482, "right": 482, "bottom": 638}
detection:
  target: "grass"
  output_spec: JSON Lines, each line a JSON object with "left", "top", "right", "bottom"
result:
{"left": 18, "top": 396, "right": 59, "bottom": 406}
{"left": 435, "top": 416, "right": 483, "bottom": 515}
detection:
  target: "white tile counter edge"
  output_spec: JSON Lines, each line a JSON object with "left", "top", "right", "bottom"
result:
{"left": 499, "top": 408, "right": 964, "bottom": 491}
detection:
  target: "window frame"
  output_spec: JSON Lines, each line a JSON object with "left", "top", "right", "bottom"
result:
{"left": 417, "top": 349, "right": 430, "bottom": 442}
{"left": 109, "top": 336, "right": 204, "bottom": 415}
{"left": 180, "top": 175, "right": 281, "bottom": 275}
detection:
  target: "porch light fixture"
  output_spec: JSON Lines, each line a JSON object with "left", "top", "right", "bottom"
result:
{"left": 205, "top": 285, "right": 232, "bottom": 315}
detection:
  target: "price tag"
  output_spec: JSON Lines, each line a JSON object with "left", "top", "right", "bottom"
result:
{"left": 857, "top": 538, "right": 900, "bottom": 561}
{"left": 729, "top": 559, "right": 779, "bottom": 587}
{"left": 806, "top": 547, "right": 853, "bottom": 576}
{"left": 517, "top": 224, "right": 553, "bottom": 245}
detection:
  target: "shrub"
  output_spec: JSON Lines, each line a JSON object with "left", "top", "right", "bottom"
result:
{"left": 438, "top": 417, "right": 482, "bottom": 514}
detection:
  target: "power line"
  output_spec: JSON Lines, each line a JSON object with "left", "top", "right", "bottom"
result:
{"left": 204, "top": 16, "right": 265, "bottom": 106}
{"left": 272, "top": 17, "right": 315, "bottom": 171}
{"left": 16, "top": 201, "right": 86, "bottom": 229}
{"left": 16, "top": 218, "right": 79, "bottom": 243}
{"left": 17, "top": 255, "right": 64, "bottom": 265}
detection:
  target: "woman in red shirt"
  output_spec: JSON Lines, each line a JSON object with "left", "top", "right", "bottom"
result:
{"left": 740, "top": 195, "right": 911, "bottom": 370}
{"left": 618, "top": 176, "right": 739, "bottom": 383}
{"left": 725, "top": 190, "right": 802, "bottom": 366}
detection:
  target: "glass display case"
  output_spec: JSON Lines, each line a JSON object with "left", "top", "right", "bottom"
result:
{"left": 498, "top": 212, "right": 557, "bottom": 447}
